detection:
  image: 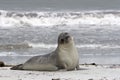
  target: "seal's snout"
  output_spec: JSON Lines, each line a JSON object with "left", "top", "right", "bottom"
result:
{"left": 58, "top": 32, "right": 72, "bottom": 44}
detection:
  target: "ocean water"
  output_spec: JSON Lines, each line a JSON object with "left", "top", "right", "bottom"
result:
{"left": 0, "top": 0, "right": 120, "bottom": 65}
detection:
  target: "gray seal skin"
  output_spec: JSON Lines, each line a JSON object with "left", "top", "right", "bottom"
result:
{"left": 11, "top": 32, "right": 80, "bottom": 71}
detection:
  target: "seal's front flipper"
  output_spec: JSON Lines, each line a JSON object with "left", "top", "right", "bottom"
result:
{"left": 44, "top": 65, "right": 58, "bottom": 71}
{"left": 76, "top": 65, "right": 80, "bottom": 70}
{"left": 10, "top": 64, "right": 23, "bottom": 70}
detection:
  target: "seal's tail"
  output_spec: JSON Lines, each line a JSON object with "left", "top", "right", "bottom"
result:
{"left": 10, "top": 64, "right": 23, "bottom": 70}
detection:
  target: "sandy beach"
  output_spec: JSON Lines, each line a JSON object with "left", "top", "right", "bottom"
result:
{"left": 0, "top": 65, "right": 120, "bottom": 80}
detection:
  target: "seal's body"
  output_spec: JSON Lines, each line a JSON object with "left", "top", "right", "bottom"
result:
{"left": 11, "top": 32, "right": 79, "bottom": 71}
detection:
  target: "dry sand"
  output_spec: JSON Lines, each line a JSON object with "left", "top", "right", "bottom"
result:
{"left": 0, "top": 65, "right": 120, "bottom": 80}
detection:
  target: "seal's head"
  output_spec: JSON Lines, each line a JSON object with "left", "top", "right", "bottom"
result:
{"left": 58, "top": 32, "right": 73, "bottom": 45}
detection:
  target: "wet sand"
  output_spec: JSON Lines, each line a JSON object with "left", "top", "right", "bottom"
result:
{"left": 0, "top": 64, "right": 120, "bottom": 80}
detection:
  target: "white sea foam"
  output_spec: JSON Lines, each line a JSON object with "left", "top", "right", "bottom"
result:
{"left": 28, "top": 42, "right": 120, "bottom": 49}
{"left": 0, "top": 52, "right": 36, "bottom": 56}
{"left": 76, "top": 44, "right": 120, "bottom": 49}
{"left": 1, "top": 10, "right": 120, "bottom": 28}
{"left": 0, "top": 42, "right": 120, "bottom": 50}
{"left": 0, "top": 52, "right": 18, "bottom": 56}
{"left": 1, "top": 43, "right": 120, "bottom": 57}
{"left": 0, "top": 42, "right": 32, "bottom": 50}
{"left": 29, "top": 43, "right": 57, "bottom": 48}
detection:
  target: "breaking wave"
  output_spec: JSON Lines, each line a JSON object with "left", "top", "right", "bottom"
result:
{"left": 0, "top": 42, "right": 32, "bottom": 50}
{"left": 1, "top": 42, "right": 120, "bottom": 50}
{"left": 29, "top": 43, "right": 120, "bottom": 49}
{"left": 1, "top": 43, "right": 120, "bottom": 57}
{"left": 1, "top": 10, "right": 120, "bottom": 28}
{"left": 0, "top": 52, "right": 35, "bottom": 56}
